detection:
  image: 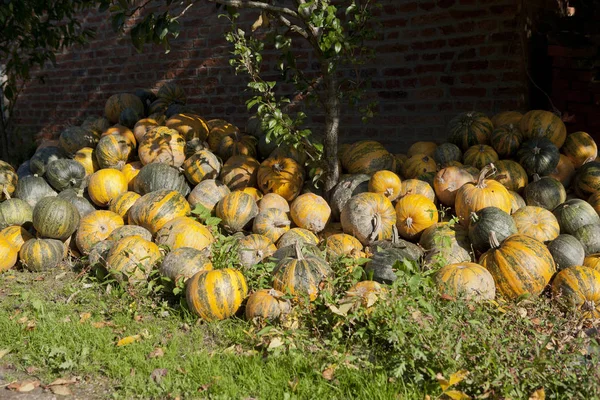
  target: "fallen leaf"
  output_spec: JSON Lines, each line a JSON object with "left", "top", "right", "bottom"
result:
{"left": 116, "top": 335, "right": 141, "bottom": 346}
{"left": 529, "top": 388, "right": 545, "bottom": 400}
{"left": 448, "top": 370, "right": 469, "bottom": 386}
{"left": 322, "top": 365, "right": 336, "bottom": 381}
{"left": 150, "top": 368, "right": 168, "bottom": 383}
{"left": 25, "top": 320, "right": 36, "bottom": 331}
{"left": 0, "top": 349, "right": 10, "bottom": 359}
{"left": 444, "top": 390, "right": 471, "bottom": 400}
{"left": 79, "top": 312, "right": 91, "bottom": 324}
{"left": 198, "top": 383, "right": 211, "bottom": 392}
{"left": 268, "top": 337, "right": 284, "bottom": 350}
{"left": 8, "top": 380, "right": 40, "bottom": 393}
{"left": 134, "top": 315, "right": 143, "bottom": 322}
{"left": 25, "top": 366, "right": 39, "bottom": 374}
{"left": 517, "top": 307, "right": 527, "bottom": 318}
{"left": 61, "top": 316, "right": 72, "bottom": 323}
{"left": 50, "top": 385, "right": 72, "bottom": 396}
{"left": 436, "top": 373, "right": 450, "bottom": 391}
{"left": 48, "top": 377, "right": 78, "bottom": 386}
{"left": 148, "top": 347, "right": 165, "bottom": 359}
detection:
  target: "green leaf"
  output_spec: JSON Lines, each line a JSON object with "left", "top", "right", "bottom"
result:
{"left": 334, "top": 42, "right": 342, "bottom": 53}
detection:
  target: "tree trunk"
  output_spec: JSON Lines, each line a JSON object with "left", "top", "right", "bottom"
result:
{"left": 0, "top": 90, "right": 9, "bottom": 162}
{"left": 322, "top": 70, "right": 340, "bottom": 195}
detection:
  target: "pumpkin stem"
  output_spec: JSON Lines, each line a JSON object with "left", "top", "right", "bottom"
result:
{"left": 532, "top": 146, "right": 541, "bottom": 155}
{"left": 469, "top": 211, "right": 479, "bottom": 224}
{"left": 2, "top": 187, "right": 11, "bottom": 200}
{"left": 391, "top": 224, "right": 400, "bottom": 244}
{"left": 476, "top": 164, "right": 496, "bottom": 188}
{"left": 273, "top": 163, "right": 283, "bottom": 173}
{"left": 294, "top": 241, "right": 304, "bottom": 261}
{"left": 275, "top": 220, "right": 291, "bottom": 228}
{"left": 256, "top": 249, "right": 264, "bottom": 260}
{"left": 532, "top": 173, "right": 540, "bottom": 182}
{"left": 405, "top": 216, "right": 413, "bottom": 228}
{"left": 367, "top": 213, "right": 382, "bottom": 243}
{"left": 584, "top": 156, "right": 596, "bottom": 165}
{"left": 508, "top": 123, "right": 514, "bottom": 129}
{"left": 384, "top": 187, "right": 394, "bottom": 197}
{"left": 489, "top": 231, "right": 501, "bottom": 249}
{"left": 582, "top": 300, "right": 596, "bottom": 312}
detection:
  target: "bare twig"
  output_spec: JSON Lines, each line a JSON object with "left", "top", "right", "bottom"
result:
{"left": 208, "top": 0, "right": 300, "bottom": 19}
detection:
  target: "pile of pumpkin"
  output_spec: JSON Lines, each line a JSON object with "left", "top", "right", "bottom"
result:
{"left": 0, "top": 82, "right": 599, "bottom": 321}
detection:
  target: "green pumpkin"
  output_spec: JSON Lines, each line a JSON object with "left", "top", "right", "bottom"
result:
{"left": 0, "top": 198, "right": 33, "bottom": 230}
{"left": 573, "top": 224, "right": 600, "bottom": 256}
{"left": 468, "top": 206, "right": 517, "bottom": 253}
{"left": 547, "top": 234, "right": 585, "bottom": 271}
{"left": 365, "top": 229, "right": 424, "bottom": 283}
{"left": 573, "top": 161, "right": 600, "bottom": 199}
{"left": 447, "top": 111, "right": 493, "bottom": 151}
{"left": 20, "top": 238, "right": 64, "bottom": 271}
{"left": 553, "top": 199, "right": 600, "bottom": 235}
{"left": 517, "top": 138, "right": 560, "bottom": 177}
{"left": 57, "top": 189, "right": 96, "bottom": 218}
{"left": 523, "top": 175, "right": 566, "bottom": 211}
{"left": 32, "top": 197, "right": 80, "bottom": 240}
{"left": 433, "top": 143, "right": 462, "bottom": 167}
{"left": 119, "top": 107, "right": 140, "bottom": 129}
{"left": 59, "top": 126, "right": 99, "bottom": 156}
{"left": 29, "top": 147, "right": 65, "bottom": 176}
{"left": 45, "top": 159, "right": 86, "bottom": 192}
{"left": 134, "top": 163, "right": 190, "bottom": 197}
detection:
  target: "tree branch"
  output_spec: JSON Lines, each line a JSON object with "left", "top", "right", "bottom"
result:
{"left": 207, "top": 0, "right": 300, "bottom": 19}
{"left": 276, "top": 14, "right": 308, "bottom": 39}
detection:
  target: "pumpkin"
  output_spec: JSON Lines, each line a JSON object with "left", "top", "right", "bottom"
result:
{"left": 16, "top": 161, "right": 32, "bottom": 179}
{"left": 519, "top": 109, "right": 567, "bottom": 148}
{"left": 73, "top": 147, "right": 98, "bottom": 177}
{"left": 121, "top": 161, "right": 143, "bottom": 191}
{"left": 420, "top": 222, "right": 472, "bottom": 267}
{"left": 258, "top": 193, "right": 290, "bottom": 214}
{"left": 14, "top": 175, "right": 57, "bottom": 208}
{"left": 508, "top": 190, "right": 526, "bottom": 214}
{"left": 547, "top": 234, "right": 585, "bottom": 271}
{"left": 148, "top": 98, "right": 169, "bottom": 115}
{"left": 463, "top": 145, "right": 499, "bottom": 169}
{"left": 329, "top": 174, "right": 370, "bottom": 221}
{"left": 57, "top": 189, "right": 95, "bottom": 217}
{"left": 109, "top": 191, "right": 140, "bottom": 220}
{"left": 562, "top": 131, "right": 597, "bottom": 168}
{"left": 400, "top": 178, "right": 436, "bottom": 202}
{"left": 165, "top": 113, "right": 210, "bottom": 142}
{"left": 269, "top": 143, "right": 308, "bottom": 166}
{"left": 433, "top": 166, "right": 474, "bottom": 206}
{"left": 573, "top": 224, "right": 600, "bottom": 255}
{"left": 368, "top": 170, "right": 401, "bottom": 201}
{"left": 584, "top": 254, "right": 600, "bottom": 272}
{"left": 217, "top": 132, "right": 257, "bottom": 160}
{"left": 215, "top": 191, "right": 258, "bottom": 233}
{"left": 104, "top": 93, "right": 144, "bottom": 124}
{"left": 490, "top": 124, "right": 522, "bottom": 158}
{"left": 364, "top": 230, "right": 424, "bottom": 283}
{"left": 133, "top": 118, "right": 161, "bottom": 142}
{"left": 491, "top": 111, "right": 522, "bottom": 127}
{"left": 95, "top": 133, "right": 134, "bottom": 169}
{"left": 187, "top": 179, "right": 230, "bottom": 214}
{"left": 184, "top": 138, "right": 208, "bottom": 158}
{"left": 257, "top": 157, "right": 304, "bottom": 201}
{"left": 395, "top": 194, "right": 438, "bottom": 241}
{"left": 523, "top": 175, "right": 566, "bottom": 210}
{"left": 551, "top": 266, "right": 600, "bottom": 319}
{"left": 325, "top": 233, "right": 364, "bottom": 259}
{"left": 118, "top": 108, "right": 140, "bottom": 129}
{"left": 417, "top": 171, "right": 435, "bottom": 186}
{"left": 435, "top": 262, "right": 496, "bottom": 300}
{"left": 588, "top": 192, "right": 600, "bottom": 216}
{"left": 0, "top": 236, "right": 18, "bottom": 273}
{"left": 237, "top": 234, "right": 277, "bottom": 268}
{"left": 290, "top": 193, "right": 331, "bottom": 233}
{"left": 134, "top": 88, "right": 157, "bottom": 114}
{"left": 272, "top": 243, "right": 332, "bottom": 301}
{"left": 245, "top": 288, "right": 291, "bottom": 321}
{"left": 407, "top": 141, "right": 437, "bottom": 157}
{"left": 448, "top": 111, "right": 493, "bottom": 151}
{"left": 106, "top": 235, "right": 161, "bottom": 282}
{"left": 87, "top": 169, "right": 128, "bottom": 207}
{"left": 186, "top": 268, "right": 248, "bottom": 321}
{"left": 33, "top": 197, "right": 80, "bottom": 240}
{"left": 160, "top": 247, "right": 213, "bottom": 288}
{"left": 59, "top": 126, "right": 99, "bottom": 155}
{"left": 0, "top": 161, "right": 17, "bottom": 201}
{"left": 553, "top": 199, "right": 600, "bottom": 235}
{"left": 81, "top": 116, "right": 111, "bottom": 136}
{"left": 0, "top": 226, "right": 33, "bottom": 252}
{"left": 517, "top": 138, "right": 560, "bottom": 177}
{"left": 341, "top": 192, "right": 396, "bottom": 245}
{"left": 101, "top": 124, "right": 137, "bottom": 147}
{"left": 341, "top": 140, "right": 394, "bottom": 174}
{"left": 138, "top": 126, "right": 186, "bottom": 167}
{"left": 252, "top": 208, "right": 291, "bottom": 243}
{"left": 468, "top": 206, "right": 517, "bottom": 253}
{"left": 219, "top": 155, "right": 260, "bottom": 191}
{"left": 182, "top": 149, "right": 222, "bottom": 186}
{"left": 277, "top": 227, "right": 319, "bottom": 248}
{"left": 155, "top": 216, "right": 214, "bottom": 251}
{"left": 0, "top": 198, "right": 33, "bottom": 230}
{"left": 157, "top": 82, "right": 186, "bottom": 104}
{"left": 479, "top": 233, "right": 555, "bottom": 299}
{"left": 454, "top": 164, "right": 512, "bottom": 226}
{"left": 573, "top": 161, "right": 600, "bottom": 199}
{"left": 491, "top": 160, "right": 528, "bottom": 193}
{"left": 45, "top": 159, "right": 86, "bottom": 192}
{"left": 75, "top": 210, "right": 124, "bottom": 254}
{"left": 29, "top": 147, "right": 65, "bottom": 176}
{"left": 512, "top": 206, "right": 559, "bottom": 242}
{"left": 19, "top": 238, "right": 63, "bottom": 272}
{"left": 433, "top": 143, "right": 462, "bottom": 167}
{"left": 550, "top": 154, "right": 575, "bottom": 188}
{"left": 134, "top": 163, "right": 190, "bottom": 196}
{"left": 401, "top": 154, "right": 437, "bottom": 179}
{"left": 241, "top": 187, "right": 263, "bottom": 202}
{"left": 108, "top": 225, "right": 153, "bottom": 242}
{"left": 128, "top": 189, "right": 191, "bottom": 234}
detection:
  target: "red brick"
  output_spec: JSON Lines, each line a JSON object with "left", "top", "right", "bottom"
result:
{"left": 450, "top": 87, "right": 487, "bottom": 97}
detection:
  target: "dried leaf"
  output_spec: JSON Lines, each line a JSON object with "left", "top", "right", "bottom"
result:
{"left": 48, "top": 377, "right": 78, "bottom": 386}
{"left": 322, "top": 367, "right": 335, "bottom": 381}
{"left": 0, "top": 348, "right": 10, "bottom": 359}
{"left": 444, "top": 390, "right": 471, "bottom": 400}
{"left": 365, "top": 292, "right": 379, "bottom": 308}
{"left": 529, "top": 388, "right": 545, "bottom": 400}
{"left": 50, "top": 385, "right": 72, "bottom": 396}
{"left": 11, "top": 380, "right": 40, "bottom": 392}
{"left": 79, "top": 312, "right": 91, "bottom": 323}
{"left": 150, "top": 368, "right": 168, "bottom": 383}
{"left": 436, "top": 373, "right": 450, "bottom": 391}
{"left": 448, "top": 370, "right": 469, "bottom": 386}
{"left": 25, "top": 366, "right": 39, "bottom": 374}
{"left": 198, "top": 383, "right": 211, "bottom": 392}
{"left": 116, "top": 335, "right": 141, "bottom": 346}
{"left": 517, "top": 307, "right": 527, "bottom": 318}
{"left": 268, "top": 337, "right": 284, "bottom": 349}
{"left": 148, "top": 347, "right": 165, "bottom": 359}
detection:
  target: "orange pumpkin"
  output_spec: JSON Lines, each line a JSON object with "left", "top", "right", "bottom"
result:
{"left": 95, "top": 133, "right": 134, "bottom": 169}
{"left": 368, "top": 170, "right": 402, "bottom": 201}
{"left": 512, "top": 206, "right": 560, "bottom": 242}
{"left": 241, "top": 187, "right": 263, "bottom": 202}
{"left": 562, "top": 131, "right": 598, "bottom": 168}
{"left": 237, "top": 234, "right": 277, "bottom": 268}
{"left": 257, "top": 157, "right": 304, "bottom": 201}
{"left": 219, "top": 155, "right": 260, "bottom": 191}
{"left": 138, "top": 126, "right": 186, "bottom": 167}
{"left": 107, "top": 235, "right": 161, "bottom": 283}
{"left": 433, "top": 166, "right": 475, "bottom": 206}
{"left": 0, "top": 226, "right": 33, "bottom": 253}
{"left": 73, "top": 147, "right": 98, "bottom": 176}
{"left": 76, "top": 210, "right": 124, "bottom": 254}
{"left": 102, "top": 125, "right": 137, "bottom": 147}
{"left": 583, "top": 254, "right": 600, "bottom": 272}
{"left": 128, "top": 189, "right": 191, "bottom": 234}
{"left": 395, "top": 194, "right": 438, "bottom": 240}
{"left": 552, "top": 266, "right": 600, "bottom": 319}
{"left": 325, "top": 233, "right": 364, "bottom": 259}
{"left": 207, "top": 121, "right": 240, "bottom": 152}
{"left": 341, "top": 140, "right": 394, "bottom": 175}
{"left": 217, "top": 132, "right": 257, "bottom": 160}
{"left": 133, "top": 117, "right": 162, "bottom": 143}
{"left": 155, "top": 216, "right": 214, "bottom": 251}
{"left": 87, "top": 169, "right": 128, "bottom": 207}
{"left": 290, "top": 193, "right": 331, "bottom": 233}
{"left": 165, "top": 113, "right": 209, "bottom": 141}
{"left": 407, "top": 141, "right": 437, "bottom": 158}
{"left": 245, "top": 288, "right": 291, "bottom": 321}
{"left": 435, "top": 262, "right": 496, "bottom": 300}
{"left": 277, "top": 227, "right": 319, "bottom": 248}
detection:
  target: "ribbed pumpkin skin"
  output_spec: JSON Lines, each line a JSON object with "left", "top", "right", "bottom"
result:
{"left": 272, "top": 251, "right": 332, "bottom": 301}
{"left": 433, "top": 166, "right": 474, "bottom": 206}
{"left": 155, "top": 216, "right": 214, "bottom": 251}
{"left": 290, "top": 193, "right": 331, "bottom": 233}
{"left": 101, "top": 125, "right": 137, "bottom": 147}
{"left": 550, "top": 154, "right": 575, "bottom": 188}
{"left": 0, "top": 161, "right": 18, "bottom": 200}
{"left": 395, "top": 194, "right": 438, "bottom": 241}
{"left": 0, "top": 198, "right": 33, "bottom": 230}
{"left": 512, "top": 206, "right": 560, "bottom": 242}
{"left": 241, "top": 187, "right": 263, "bottom": 202}
{"left": 562, "top": 131, "right": 598, "bottom": 168}
{"left": 166, "top": 113, "right": 209, "bottom": 142}
{"left": 435, "top": 262, "right": 496, "bottom": 300}
{"left": 341, "top": 140, "right": 394, "bottom": 174}
{"left": 29, "top": 147, "right": 65, "bottom": 177}
{"left": 237, "top": 234, "right": 277, "bottom": 268}
{"left": 277, "top": 228, "right": 319, "bottom": 248}
{"left": 270, "top": 144, "right": 308, "bottom": 166}
{"left": 108, "top": 225, "right": 153, "bottom": 242}
{"left": 520, "top": 110, "right": 567, "bottom": 148}
{"left": 215, "top": 191, "right": 258, "bottom": 233}
{"left": 433, "top": 143, "right": 462, "bottom": 167}
{"left": 81, "top": 116, "right": 111, "bottom": 137}
{"left": 160, "top": 247, "right": 213, "bottom": 285}
{"left": 0, "top": 236, "right": 18, "bottom": 273}
{"left": 492, "top": 160, "right": 528, "bottom": 193}
{"left": 134, "top": 163, "right": 190, "bottom": 197}
{"left": 491, "top": 111, "right": 523, "bottom": 128}
{"left": 95, "top": 133, "right": 134, "bottom": 169}
{"left": 573, "top": 161, "right": 600, "bottom": 199}
{"left": 73, "top": 147, "right": 98, "bottom": 176}
{"left": 187, "top": 179, "right": 230, "bottom": 213}
{"left": 133, "top": 118, "right": 161, "bottom": 142}
{"left": 479, "top": 234, "right": 555, "bottom": 300}
{"left": 217, "top": 133, "right": 257, "bottom": 160}
{"left": 400, "top": 179, "right": 436, "bottom": 202}
{"left": 107, "top": 235, "right": 161, "bottom": 282}
{"left": 88, "top": 169, "right": 128, "bottom": 207}
{"left": 246, "top": 288, "right": 291, "bottom": 320}
{"left": 330, "top": 174, "right": 370, "bottom": 221}
{"left": 584, "top": 254, "right": 600, "bottom": 272}
{"left": 257, "top": 157, "right": 304, "bottom": 201}
{"left": 588, "top": 192, "right": 600, "bottom": 216}
{"left": 547, "top": 234, "right": 585, "bottom": 271}
{"left": 33, "top": 197, "right": 80, "bottom": 240}
{"left": 448, "top": 111, "right": 493, "bottom": 151}
{"left": 121, "top": 161, "right": 143, "bottom": 191}
{"left": 207, "top": 122, "right": 239, "bottom": 152}
{"left": 463, "top": 145, "right": 499, "bottom": 170}
{"left": 109, "top": 191, "right": 141, "bottom": 220}
{"left": 524, "top": 176, "right": 566, "bottom": 210}
{"left": 340, "top": 193, "right": 396, "bottom": 245}
{"left": 219, "top": 155, "right": 260, "bottom": 191}
{"left": 252, "top": 208, "right": 291, "bottom": 243}
{"left": 19, "top": 238, "right": 63, "bottom": 272}
{"left": 75, "top": 210, "right": 124, "bottom": 254}
{"left": 138, "top": 127, "right": 186, "bottom": 167}
{"left": 402, "top": 154, "right": 437, "bottom": 179}
{"left": 128, "top": 189, "right": 191, "bottom": 234}
{"left": 508, "top": 190, "right": 526, "bottom": 214}
{"left": 553, "top": 199, "right": 600, "bottom": 235}
{"left": 420, "top": 222, "right": 472, "bottom": 266}
{"left": 258, "top": 193, "right": 290, "bottom": 213}
{"left": 325, "top": 233, "right": 364, "bottom": 258}
{"left": 0, "top": 226, "right": 34, "bottom": 252}
{"left": 157, "top": 82, "right": 186, "bottom": 104}
{"left": 517, "top": 138, "right": 560, "bottom": 177}
{"left": 182, "top": 149, "right": 222, "bottom": 186}
{"left": 407, "top": 141, "right": 437, "bottom": 157}
{"left": 59, "top": 126, "right": 99, "bottom": 156}
{"left": 468, "top": 206, "right": 517, "bottom": 253}
{"left": 186, "top": 268, "right": 248, "bottom": 321}
{"left": 552, "top": 266, "right": 600, "bottom": 318}
{"left": 573, "top": 224, "right": 600, "bottom": 255}
{"left": 491, "top": 124, "right": 522, "bottom": 158}
{"left": 104, "top": 93, "right": 144, "bottom": 124}
{"left": 45, "top": 159, "right": 86, "bottom": 192}
{"left": 368, "top": 170, "right": 402, "bottom": 201}
{"left": 14, "top": 175, "right": 57, "bottom": 208}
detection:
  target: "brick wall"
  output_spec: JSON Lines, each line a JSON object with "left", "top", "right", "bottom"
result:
{"left": 9, "top": 0, "right": 530, "bottom": 159}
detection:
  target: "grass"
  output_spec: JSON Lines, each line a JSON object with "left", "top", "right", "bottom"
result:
{"left": 0, "top": 253, "right": 600, "bottom": 399}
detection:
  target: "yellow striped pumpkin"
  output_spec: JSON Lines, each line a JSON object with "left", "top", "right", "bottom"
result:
{"left": 490, "top": 124, "right": 522, "bottom": 158}
{"left": 241, "top": 187, "right": 263, "bottom": 202}
{"left": 258, "top": 193, "right": 290, "bottom": 213}
{"left": 395, "top": 194, "right": 438, "bottom": 241}
{"left": 187, "top": 179, "right": 230, "bottom": 213}
{"left": 462, "top": 145, "right": 499, "bottom": 170}
{"left": 433, "top": 166, "right": 476, "bottom": 206}
{"left": 19, "top": 238, "right": 64, "bottom": 272}
{"left": 95, "top": 133, "right": 134, "bottom": 169}
{"left": 512, "top": 206, "right": 560, "bottom": 242}
{"left": 237, "top": 234, "right": 277, "bottom": 268}
{"left": 133, "top": 117, "right": 161, "bottom": 143}
{"left": 435, "top": 262, "right": 496, "bottom": 301}
{"left": 584, "top": 254, "right": 600, "bottom": 272}
{"left": 401, "top": 154, "right": 437, "bottom": 179}
{"left": 407, "top": 141, "right": 437, "bottom": 158}
{"left": 0, "top": 236, "right": 18, "bottom": 273}
{"left": 344, "top": 281, "right": 385, "bottom": 308}
{"left": 448, "top": 111, "right": 493, "bottom": 151}
{"left": 257, "top": 157, "right": 304, "bottom": 201}
{"left": 491, "top": 111, "right": 523, "bottom": 128}
{"left": 186, "top": 268, "right": 248, "bottom": 321}
{"left": 573, "top": 161, "right": 600, "bottom": 199}
{"left": 341, "top": 192, "right": 396, "bottom": 245}
{"left": 520, "top": 110, "right": 567, "bottom": 148}
{"left": 562, "top": 131, "right": 598, "bottom": 169}
{"left": 245, "top": 288, "right": 291, "bottom": 320}
{"left": 75, "top": 210, "right": 124, "bottom": 254}
{"left": 207, "top": 121, "right": 239, "bottom": 152}
{"left": 73, "top": 147, "right": 98, "bottom": 176}
{"left": 87, "top": 169, "right": 128, "bottom": 207}
{"left": 109, "top": 191, "right": 141, "bottom": 220}
{"left": 157, "top": 82, "right": 186, "bottom": 104}
{"left": 217, "top": 133, "right": 257, "bottom": 160}
{"left": 290, "top": 193, "right": 331, "bottom": 233}
{"left": 128, "top": 189, "right": 191, "bottom": 234}
{"left": 108, "top": 225, "right": 152, "bottom": 242}
{"left": 155, "top": 216, "right": 214, "bottom": 251}
{"left": 368, "top": 170, "right": 402, "bottom": 201}
{"left": 252, "top": 208, "right": 291, "bottom": 243}
{"left": 219, "top": 155, "right": 260, "bottom": 191}
{"left": 0, "top": 226, "right": 34, "bottom": 252}
{"left": 341, "top": 140, "right": 394, "bottom": 174}
{"left": 138, "top": 126, "right": 186, "bottom": 167}
{"left": 277, "top": 227, "right": 319, "bottom": 249}
{"left": 182, "top": 149, "right": 221, "bottom": 185}
{"left": 216, "top": 191, "right": 258, "bottom": 233}
{"left": 106, "top": 235, "right": 161, "bottom": 283}
{"left": 272, "top": 245, "right": 331, "bottom": 301}
{"left": 325, "top": 233, "right": 364, "bottom": 259}
{"left": 550, "top": 154, "right": 575, "bottom": 188}
{"left": 399, "top": 179, "right": 436, "bottom": 203}
{"left": 493, "top": 160, "right": 528, "bottom": 193}
{"left": 508, "top": 190, "right": 526, "bottom": 214}
{"left": 121, "top": 161, "right": 143, "bottom": 191}
{"left": 104, "top": 93, "right": 144, "bottom": 124}
{"left": 551, "top": 265, "right": 600, "bottom": 319}
{"left": 165, "top": 113, "right": 210, "bottom": 142}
